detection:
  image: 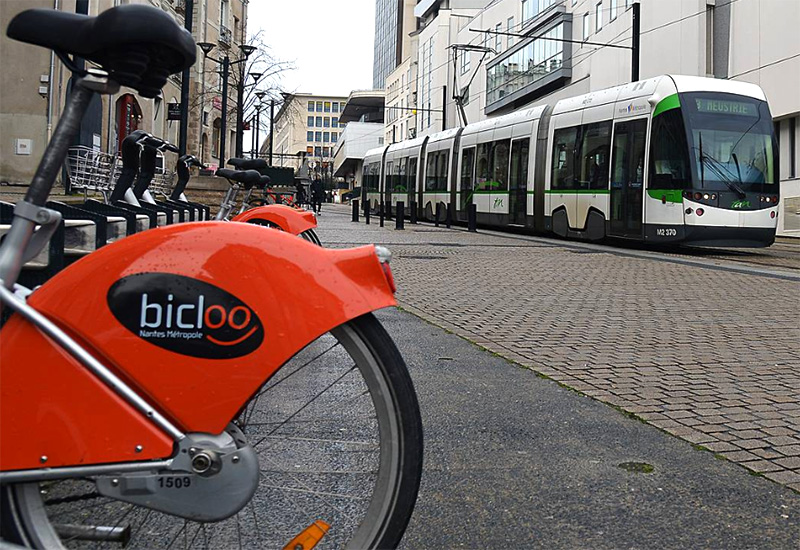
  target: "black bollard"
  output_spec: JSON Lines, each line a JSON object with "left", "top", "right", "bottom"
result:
{"left": 379, "top": 202, "right": 384, "bottom": 227}
{"left": 446, "top": 203, "right": 453, "bottom": 228}
{"left": 468, "top": 203, "right": 477, "bottom": 232}
{"left": 365, "top": 201, "right": 370, "bottom": 225}
{"left": 410, "top": 201, "right": 417, "bottom": 224}
{"left": 434, "top": 203, "right": 440, "bottom": 227}
{"left": 352, "top": 199, "right": 359, "bottom": 222}
{"left": 396, "top": 201, "right": 404, "bottom": 230}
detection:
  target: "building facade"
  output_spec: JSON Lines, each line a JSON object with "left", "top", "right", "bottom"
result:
{"left": 0, "top": 0, "right": 249, "bottom": 185}
{"left": 396, "top": 0, "right": 800, "bottom": 235}
{"left": 374, "top": 0, "right": 421, "bottom": 89}
{"left": 270, "top": 93, "right": 348, "bottom": 180}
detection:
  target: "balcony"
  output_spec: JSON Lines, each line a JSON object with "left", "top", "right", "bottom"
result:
{"left": 219, "top": 25, "right": 232, "bottom": 48}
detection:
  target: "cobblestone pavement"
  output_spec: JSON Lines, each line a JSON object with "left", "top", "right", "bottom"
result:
{"left": 316, "top": 204, "right": 800, "bottom": 492}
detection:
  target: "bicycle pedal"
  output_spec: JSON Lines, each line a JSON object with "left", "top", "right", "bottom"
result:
{"left": 281, "top": 520, "right": 330, "bottom": 550}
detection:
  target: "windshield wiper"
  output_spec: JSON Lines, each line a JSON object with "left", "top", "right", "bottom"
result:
{"left": 694, "top": 147, "right": 747, "bottom": 198}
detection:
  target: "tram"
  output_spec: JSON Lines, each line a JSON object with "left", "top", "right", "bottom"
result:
{"left": 363, "top": 75, "right": 779, "bottom": 247}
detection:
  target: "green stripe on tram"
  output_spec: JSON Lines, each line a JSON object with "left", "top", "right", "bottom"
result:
{"left": 545, "top": 189, "right": 610, "bottom": 195}
{"left": 647, "top": 189, "right": 684, "bottom": 203}
{"left": 653, "top": 94, "right": 680, "bottom": 117}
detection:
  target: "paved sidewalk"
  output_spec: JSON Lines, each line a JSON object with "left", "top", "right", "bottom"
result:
{"left": 317, "top": 204, "right": 800, "bottom": 493}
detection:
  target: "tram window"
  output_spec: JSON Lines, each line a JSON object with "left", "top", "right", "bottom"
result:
{"left": 461, "top": 147, "right": 476, "bottom": 191}
{"left": 409, "top": 157, "right": 418, "bottom": 193}
{"left": 510, "top": 139, "right": 530, "bottom": 191}
{"left": 578, "top": 122, "right": 611, "bottom": 190}
{"left": 491, "top": 140, "right": 510, "bottom": 191}
{"left": 386, "top": 162, "right": 393, "bottom": 192}
{"left": 552, "top": 127, "right": 579, "bottom": 190}
{"left": 426, "top": 152, "right": 437, "bottom": 191}
{"left": 436, "top": 151, "right": 450, "bottom": 191}
{"left": 476, "top": 143, "right": 491, "bottom": 190}
{"left": 649, "top": 109, "right": 691, "bottom": 189}
{"left": 399, "top": 158, "right": 407, "bottom": 192}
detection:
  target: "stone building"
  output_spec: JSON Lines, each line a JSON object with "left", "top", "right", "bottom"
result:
{"left": 0, "top": 0, "right": 250, "bottom": 185}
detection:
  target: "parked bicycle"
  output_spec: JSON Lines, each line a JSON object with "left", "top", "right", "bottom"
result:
{"left": 0, "top": 5, "right": 422, "bottom": 549}
{"left": 216, "top": 158, "right": 322, "bottom": 245}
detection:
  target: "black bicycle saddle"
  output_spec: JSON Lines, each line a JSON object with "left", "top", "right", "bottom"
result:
{"left": 7, "top": 5, "right": 195, "bottom": 98}
{"left": 227, "top": 158, "right": 268, "bottom": 171}
{"left": 216, "top": 169, "right": 262, "bottom": 189}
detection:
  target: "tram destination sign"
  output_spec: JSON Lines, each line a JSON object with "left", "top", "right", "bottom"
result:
{"left": 695, "top": 98, "right": 757, "bottom": 117}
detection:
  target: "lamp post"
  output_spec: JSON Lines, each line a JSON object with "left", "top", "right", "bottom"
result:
{"left": 237, "top": 68, "right": 262, "bottom": 157}
{"left": 196, "top": 42, "right": 256, "bottom": 167}
{"left": 254, "top": 90, "right": 266, "bottom": 159}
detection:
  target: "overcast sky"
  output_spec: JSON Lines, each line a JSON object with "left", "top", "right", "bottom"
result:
{"left": 248, "top": 0, "right": 376, "bottom": 97}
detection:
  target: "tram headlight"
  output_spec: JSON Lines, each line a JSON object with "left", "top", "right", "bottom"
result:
{"left": 696, "top": 208, "right": 705, "bottom": 216}
{"left": 703, "top": 193, "right": 710, "bottom": 200}
{"left": 694, "top": 192, "right": 703, "bottom": 200}
{"left": 771, "top": 211, "right": 777, "bottom": 219}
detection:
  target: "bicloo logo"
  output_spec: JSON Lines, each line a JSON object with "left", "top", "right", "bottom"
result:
{"left": 107, "top": 273, "right": 264, "bottom": 359}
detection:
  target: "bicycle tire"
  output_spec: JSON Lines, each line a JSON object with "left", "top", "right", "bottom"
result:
{"left": 301, "top": 228, "right": 322, "bottom": 246}
{"left": 1, "top": 313, "right": 423, "bottom": 549}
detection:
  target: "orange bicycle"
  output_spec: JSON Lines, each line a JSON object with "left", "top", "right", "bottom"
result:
{"left": 0, "top": 6, "right": 422, "bottom": 549}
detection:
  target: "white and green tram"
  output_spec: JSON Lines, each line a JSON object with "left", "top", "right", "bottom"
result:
{"left": 363, "top": 75, "right": 779, "bottom": 247}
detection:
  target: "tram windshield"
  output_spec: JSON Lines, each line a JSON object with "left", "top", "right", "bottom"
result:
{"left": 682, "top": 92, "right": 778, "bottom": 192}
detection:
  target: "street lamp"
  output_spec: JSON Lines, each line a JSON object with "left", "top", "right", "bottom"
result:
{"left": 252, "top": 90, "right": 266, "bottom": 159}
{"left": 197, "top": 42, "right": 257, "bottom": 167}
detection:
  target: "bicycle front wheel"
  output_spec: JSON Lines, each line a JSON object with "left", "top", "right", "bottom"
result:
{"left": 1, "top": 313, "right": 423, "bottom": 549}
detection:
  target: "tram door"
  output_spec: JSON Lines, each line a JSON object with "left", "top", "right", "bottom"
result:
{"left": 407, "top": 157, "right": 417, "bottom": 212}
{"left": 610, "top": 119, "right": 647, "bottom": 236}
{"left": 509, "top": 138, "right": 530, "bottom": 225}
{"left": 460, "top": 147, "right": 476, "bottom": 212}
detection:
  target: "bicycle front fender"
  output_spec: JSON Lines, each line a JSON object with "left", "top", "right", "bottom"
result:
{"left": 231, "top": 204, "right": 316, "bottom": 234}
{"left": 0, "top": 222, "right": 395, "bottom": 470}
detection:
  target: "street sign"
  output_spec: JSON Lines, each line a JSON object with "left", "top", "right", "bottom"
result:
{"left": 167, "top": 103, "right": 181, "bottom": 121}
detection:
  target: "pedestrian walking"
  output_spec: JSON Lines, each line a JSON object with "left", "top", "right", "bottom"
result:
{"left": 311, "top": 177, "right": 324, "bottom": 214}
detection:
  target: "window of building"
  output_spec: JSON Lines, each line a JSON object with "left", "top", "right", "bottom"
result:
{"left": 316, "top": 116, "right": 322, "bottom": 127}
{"left": 307, "top": 146, "right": 313, "bottom": 154}
{"left": 315, "top": 131, "right": 322, "bottom": 142}
{"left": 460, "top": 50, "right": 470, "bottom": 74}
{"left": 331, "top": 132, "right": 338, "bottom": 143}
{"left": 220, "top": 0, "right": 229, "bottom": 28}
{"left": 308, "top": 101, "right": 314, "bottom": 111}
{"left": 323, "top": 131, "right": 330, "bottom": 142}
{"left": 203, "top": 110, "right": 209, "bottom": 126}
{"left": 495, "top": 23, "right": 502, "bottom": 51}
{"left": 316, "top": 101, "right": 323, "bottom": 112}
{"left": 790, "top": 117, "right": 797, "bottom": 178}
{"left": 323, "top": 117, "right": 330, "bottom": 127}
{"left": 596, "top": 2, "right": 603, "bottom": 31}
{"left": 486, "top": 23, "right": 565, "bottom": 106}
{"left": 307, "top": 131, "right": 313, "bottom": 142}
{"left": 308, "top": 116, "right": 314, "bottom": 127}
{"left": 332, "top": 117, "right": 338, "bottom": 127}
{"left": 324, "top": 101, "right": 331, "bottom": 112}
{"left": 323, "top": 146, "right": 330, "bottom": 157}
{"left": 583, "top": 13, "right": 590, "bottom": 40}
{"left": 522, "top": 0, "right": 558, "bottom": 24}
{"left": 507, "top": 17, "right": 515, "bottom": 48}
{"left": 610, "top": 0, "right": 618, "bottom": 20}
{"left": 314, "top": 146, "right": 322, "bottom": 157}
